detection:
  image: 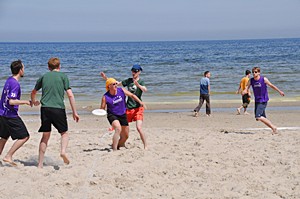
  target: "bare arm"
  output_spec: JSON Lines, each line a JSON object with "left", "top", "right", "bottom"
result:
{"left": 133, "top": 79, "right": 147, "bottom": 92}
{"left": 122, "top": 88, "right": 146, "bottom": 109}
{"left": 236, "top": 83, "right": 241, "bottom": 94}
{"left": 9, "top": 99, "right": 32, "bottom": 106}
{"left": 31, "top": 89, "right": 40, "bottom": 106}
{"left": 66, "top": 89, "right": 80, "bottom": 122}
{"left": 242, "top": 80, "right": 251, "bottom": 95}
{"left": 264, "top": 77, "right": 285, "bottom": 96}
{"left": 100, "top": 72, "right": 122, "bottom": 86}
{"left": 100, "top": 95, "right": 106, "bottom": 110}
{"left": 208, "top": 84, "right": 211, "bottom": 95}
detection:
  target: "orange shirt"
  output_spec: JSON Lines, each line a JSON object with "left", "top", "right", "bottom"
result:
{"left": 240, "top": 76, "right": 250, "bottom": 93}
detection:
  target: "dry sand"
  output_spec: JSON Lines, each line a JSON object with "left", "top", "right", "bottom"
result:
{"left": 1, "top": 100, "right": 300, "bottom": 198}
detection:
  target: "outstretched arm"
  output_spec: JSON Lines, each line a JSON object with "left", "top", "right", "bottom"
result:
{"left": 100, "top": 72, "right": 108, "bottom": 80}
{"left": 9, "top": 99, "right": 32, "bottom": 107}
{"left": 133, "top": 79, "right": 147, "bottom": 92}
{"left": 122, "top": 88, "right": 147, "bottom": 109}
{"left": 66, "top": 89, "right": 80, "bottom": 122}
{"left": 264, "top": 77, "right": 285, "bottom": 96}
{"left": 100, "top": 72, "right": 122, "bottom": 86}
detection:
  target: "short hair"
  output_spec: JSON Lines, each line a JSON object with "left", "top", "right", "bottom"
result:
{"left": 11, "top": 60, "right": 23, "bottom": 75}
{"left": 252, "top": 67, "right": 260, "bottom": 73}
{"left": 204, "top": 71, "right": 210, "bottom": 77}
{"left": 245, "top": 70, "right": 251, "bottom": 75}
{"left": 48, "top": 57, "right": 60, "bottom": 70}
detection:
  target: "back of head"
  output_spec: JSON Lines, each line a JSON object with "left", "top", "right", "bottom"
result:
{"left": 204, "top": 71, "right": 210, "bottom": 77}
{"left": 11, "top": 60, "right": 23, "bottom": 75}
{"left": 48, "top": 57, "right": 60, "bottom": 70}
{"left": 245, "top": 70, "right": 251, "bottom": 75}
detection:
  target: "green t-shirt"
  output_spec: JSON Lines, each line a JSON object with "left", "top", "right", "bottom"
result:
{"left": 34, "top": 71, "right": 70, "bottom": 109}
{"left": 121, "top": 78, "right": 145, "bottom": 109}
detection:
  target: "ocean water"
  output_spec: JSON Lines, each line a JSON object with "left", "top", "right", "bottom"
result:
{"left": 0, "top": 38, "right": 300, "bottom": 103}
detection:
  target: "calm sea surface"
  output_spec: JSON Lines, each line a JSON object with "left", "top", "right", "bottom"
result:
{"left": 1, "top": 38, "right": 300, "bottom": 103}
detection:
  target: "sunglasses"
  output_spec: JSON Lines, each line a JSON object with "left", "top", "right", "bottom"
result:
{"left": 111, "top": 83, "right": 118, "bottom": 86}
{"left": 131, "top": 69, "right": 140, "bottom": 73}
{"left": 253, "top": 71, "right": 259, "bottom": 73}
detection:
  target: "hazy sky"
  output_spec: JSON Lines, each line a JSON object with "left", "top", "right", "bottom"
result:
{"left": 0, "top": 0, "right": 299, "bottom": 42}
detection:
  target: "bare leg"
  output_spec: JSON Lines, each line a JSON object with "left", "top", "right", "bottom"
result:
{"left": 111, "top": 120, "right": 122, "bottom": 151}
{"left": 3, "top": 136, "right": 29, "bottom": 166}
{"left": 237, "top": 106, "right": 243, "bottom": 115}
{"left": 0, "top": 138, "right": 8, "bottom": 155}
{"left": 118, "top": 126, "right": 129, "bottom": 149}
{"left": 136, "top": 120, "right": 148, "bottom": 150}
{"left": 38, "top": 132, "right": 51, "bottom": 168}
{"left": 257, "top": 117, "right": 278, "bottom": 134}
{"left": 60, "top": 132, "right": 70, "bottom": 165}
{"left": 244, "top": 108, "right": 249, "bottom": 115}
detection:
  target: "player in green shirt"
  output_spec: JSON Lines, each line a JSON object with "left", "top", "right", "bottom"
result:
{"left": 101, "top": 64, "right": 148, "bottom": 149}
{"left": 31, "top": 57, "right": 79, "bottom": 168}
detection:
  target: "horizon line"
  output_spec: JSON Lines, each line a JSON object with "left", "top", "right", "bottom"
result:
{"left": 0, "top": 37, "right": 299, "bottom": 44}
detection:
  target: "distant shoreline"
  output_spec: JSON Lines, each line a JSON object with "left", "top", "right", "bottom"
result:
{"left": 18, "top": 98, "right": 300, "bottom": 116}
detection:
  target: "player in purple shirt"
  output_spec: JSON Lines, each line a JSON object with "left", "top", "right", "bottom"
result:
{"left": 100, "top": 78, "right": 145, "bottom": 151}
{"left": 243, "top": 66, "right": 284, "bottom": 134}
{"left": 0, "top": 60, "right": 32, "bottom": 166}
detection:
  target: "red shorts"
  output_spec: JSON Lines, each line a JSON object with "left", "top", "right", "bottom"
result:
{"left": 126, "top": 107, "right": 144, "bottom": 122}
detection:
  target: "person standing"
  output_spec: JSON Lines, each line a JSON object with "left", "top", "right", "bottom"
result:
{"left": 0, "top": 60, "right": 31, "bottom": 166}
{"left": 100, "top": 64, "right": 148, "bottom": 149}
{"left": 236, "top": 70, "right": 251, "bottom": 115}
{"left": 100, "top": 78, "right": 145, "bottom": 151}
{"left": 31, "top": 57, "right": 79, "bottom": 168}
{"left": 243, "top": 66, "right": 284, "bottom": 134}
{"left": 194, "top": 71, "right": 211, "bottom": 117}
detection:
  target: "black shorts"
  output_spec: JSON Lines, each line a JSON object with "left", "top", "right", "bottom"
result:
{"left": 107, "top": 113, "right": 128, "bottom": 126}
{"left": 39, "top": 107, "right": 68, "bottom": 133}
{"left": 0, "top": 116, "right": 29, "bottom": 140}
{"left": 242, "top": 94, "right": 251, "bottom": 108}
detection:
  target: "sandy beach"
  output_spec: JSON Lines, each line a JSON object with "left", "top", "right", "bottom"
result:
{"left": 1, "top": 100, "right": 300, "bottom": 198}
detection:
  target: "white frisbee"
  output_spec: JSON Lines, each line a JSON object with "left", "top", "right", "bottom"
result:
{"left": 92, "top": 109, "right": 107, "bottom": 116}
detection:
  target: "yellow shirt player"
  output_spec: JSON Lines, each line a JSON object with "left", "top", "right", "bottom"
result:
{"left": 236, "top": 70, "right": 251, "bottom": 114}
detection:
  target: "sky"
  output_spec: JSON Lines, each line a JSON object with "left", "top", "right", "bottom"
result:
{"left": 0, "top": 0, "right": 300, "bottom": 42}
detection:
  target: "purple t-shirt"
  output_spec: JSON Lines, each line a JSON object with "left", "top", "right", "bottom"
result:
{"left": 0, "top": 76, "right": 21, "bottom": 118}
{"left": 104, "top": 87, "right": 126, "bottom": 116}
{"left": 250, "top": 76, "right": 269, "bottom": 103}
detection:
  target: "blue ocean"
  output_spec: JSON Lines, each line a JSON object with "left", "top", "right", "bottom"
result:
{"left": 1, "top": 38, "right": 300, "bottom": 103}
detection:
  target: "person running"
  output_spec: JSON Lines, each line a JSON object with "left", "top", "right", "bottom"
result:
{"left": 100, "top": 64, "right": 148, "bottom": 149}
{"left": 243, "top": 66, "right": 284, "bottom": 134}
{"left": 31, "top": 57, "right": 79, "bottom": 168}
{"left": 236, "top": 70, "right": 251, "bottom": 115}
{"left": 194, "top": 71, "right": 211, "bottom": 117}
{"left": 0, "top": 60, "right": 31, "bottom": 166}
{"left": 100, "top": 78, "right": 145, "bottom": 151}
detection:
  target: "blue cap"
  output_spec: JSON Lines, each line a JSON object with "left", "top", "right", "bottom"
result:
{"left": 131, "top": 64, "right": 143, "bottom": 72}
